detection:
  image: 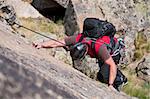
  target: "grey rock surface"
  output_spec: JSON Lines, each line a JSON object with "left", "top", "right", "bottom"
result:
{"left": 0, "top": 20, "right": 135, "bottom": 99}
{"left": 0, "top": 53, "right": 72, "bottom": 99}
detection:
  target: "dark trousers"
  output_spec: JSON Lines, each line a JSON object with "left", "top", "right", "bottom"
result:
{"left": 97, "top": 61, "right": 127, "bottom": 90}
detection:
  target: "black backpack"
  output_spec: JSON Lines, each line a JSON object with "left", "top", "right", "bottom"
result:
{"left": 83, "top": 18, "right": 116, "bottom": 38}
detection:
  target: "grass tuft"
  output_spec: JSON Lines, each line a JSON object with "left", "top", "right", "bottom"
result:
{"left": 17, "top": 17, "right": 64, "bottom": 40}
{"left": 133, "top": 32, "right": 149, "bottom": 60}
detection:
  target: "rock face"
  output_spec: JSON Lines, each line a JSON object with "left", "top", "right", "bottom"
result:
{"left": 0, "top": 19, "right": 134, "bottom": 98}
{"left": 0, "top": 53, "right": 73, "bottom": 99}
{"left": 135, "top": 54, "right": 150, "bottom": 82}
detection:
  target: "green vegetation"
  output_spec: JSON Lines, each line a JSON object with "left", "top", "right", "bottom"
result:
{"left": 134, "top": 32, "right": 150, "bottom": 60}
{"left": 122, "top": 69, "right": 150, "bottom": 99}
{"left": 20, "top": 17, "right": 59, "bottom": 32}
{"left": 129, "top": 31, "right": 150, "bottom": 98}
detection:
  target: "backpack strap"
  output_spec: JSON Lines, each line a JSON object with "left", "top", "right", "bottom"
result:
{"left": 91, "top": 39, "right": 98, "bottom": 58}
{"left": 108, "top": 37, "right": 115, "bottom": 53}
{"left": 110, "top": 37, "right": 115, "bottom": 49}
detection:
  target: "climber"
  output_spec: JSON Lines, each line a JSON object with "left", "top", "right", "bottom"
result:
{"left": 33, "top": 18, "right": 127, "bottom": 91}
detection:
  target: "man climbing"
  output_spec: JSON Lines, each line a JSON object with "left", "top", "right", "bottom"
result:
{"left": 33, "top": 18, "right": 127, "bottom": 91}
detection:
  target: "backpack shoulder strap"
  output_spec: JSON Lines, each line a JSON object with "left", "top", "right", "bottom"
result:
{"left": 110, "top": 37, "right": 115, "bottom": 49}
{"left": 91, "top": 39, "right": 98, "bottom": 58}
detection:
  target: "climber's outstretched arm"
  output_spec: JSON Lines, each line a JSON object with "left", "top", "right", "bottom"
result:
{"left": 33, "top": 39, "right": 66, "bottom": 49}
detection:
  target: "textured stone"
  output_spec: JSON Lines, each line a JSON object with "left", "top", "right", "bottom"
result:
{"left": 0, "top": 53, "right": 71, "bottom": 99}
